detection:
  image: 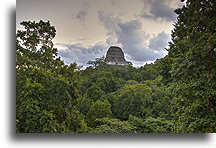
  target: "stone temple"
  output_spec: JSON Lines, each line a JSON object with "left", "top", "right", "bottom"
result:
{"left": 105, "top": 46, "right": 130, "bottom": 66}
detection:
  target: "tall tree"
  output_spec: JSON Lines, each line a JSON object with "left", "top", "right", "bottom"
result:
{"left": 16, "top": 20, "right": 63, "bottom": 71}
{"left": 16, "top": 20, "right": 82, "bottom": 133}
{"left": 167, "top": 0, "right": 216, "bottom": 132}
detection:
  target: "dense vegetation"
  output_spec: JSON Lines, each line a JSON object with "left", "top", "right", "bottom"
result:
{"left": 16, "top": 0, "right": 215, "bottom": 133}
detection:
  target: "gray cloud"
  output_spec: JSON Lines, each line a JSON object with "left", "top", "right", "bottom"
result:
{"left": 57, "top": 42, "right": 108, "bottom": 66}
{"left": 76, "top": 11, "right": 87, "bottom": 22}
{"left": 97, "top": 10, "right": 121, "bottom": 35}
{"left": 117, "top": 22, "right": 169, "bottom": 62}
{"left": 139, "top": 0, "right": 177, "bottom": 22}
{"left": 149, "top": 31, "right": 170, "bottom": 51}
{"left": 97, "top": 11, "right": 170, "bottom": 63}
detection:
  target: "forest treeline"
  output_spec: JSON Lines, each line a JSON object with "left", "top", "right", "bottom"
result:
{"left": 16, "top": 0, "right": 215, "bottom": 133}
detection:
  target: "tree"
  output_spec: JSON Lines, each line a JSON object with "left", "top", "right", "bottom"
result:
{"left": 86, "top": 100, "right": 112, "bottom": 126}
{"left": 113, "top": 84, "right": 153, "bottom": 120}
{"left": 141, "top": 76, "right": 172, "bottom": 119}
{"left": 16, "top": 20, "right": 82, "bottom": 133}
{"left": 138, "top": 63, "right": 159, "bottom": 81}
{"left": 129, "top": 115, "right": 173, "bottom": 133}
{"left": 16, "top": 20, "right": 63, "bottom": 71}
{"left": 167, "top": 0, "right": 216, "bottom": 132}
{"left": 91, "top": 117, "right": 135, "bottom": 133}
{"left": 87, "top": 83, "right": 105, "bottom": 101}
{"left": 76, "top": 97, "right": 93, "bottom": 115}
{"left": 63, "top": 109, "right": 89, "bottom": 133}
{"left": 16, "top": 80, "right": 60, "bottom": 133}
{"left": 87, "top": 56, "right": 108, "bottom": 68}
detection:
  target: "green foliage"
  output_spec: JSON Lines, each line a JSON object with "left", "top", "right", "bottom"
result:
{"left": 63, "top": 109, "right": 89, "bottom": 133}
{"left": 167, "top": 0, "right": 216, "bottom": 132}
{"left": 76, "top": 97, "right": 93, "bottom": 115}
{"left": 16, "top": 20, "right": 63, "bottom": 71}
{"left": 112, "top": 84, "right": 153, "bottom": 120}
{"left": 87, "top": 56, "right": 108, "bottom": 68}
{"left": 86, "top": 100, "right": 113, "bottom": 127}
{"left": 141, "top": 76, "right": 172, "bottom": 119}
{"left": 16, "top": 80, "right": 60, "bottom": 133}
{"left": 87, "top": 83, "right": 105, "bottom": 101}
{"left": 125, "top": 80, "right": 138, "bottom": 85}
{"left": 16, "top": 20, "right": 87, "bottom": 133}
{"left": 91, "top": 117, "right": 135, "bottom": 133}
{"left": 129, "top": 115, "right": 173, "bottom": 133}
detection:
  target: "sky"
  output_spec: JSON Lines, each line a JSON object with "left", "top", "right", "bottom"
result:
{"left": 16, "top": 0, "right": 184, "bottom": 67}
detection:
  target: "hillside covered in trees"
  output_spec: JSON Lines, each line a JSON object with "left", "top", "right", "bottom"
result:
{"left": 16, "top": 0, "right": 215, "bottom": 133}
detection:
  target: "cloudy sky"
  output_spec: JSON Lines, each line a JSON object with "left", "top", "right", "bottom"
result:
{"left": 16, "top": 0, "right": 184, "bottom": 67}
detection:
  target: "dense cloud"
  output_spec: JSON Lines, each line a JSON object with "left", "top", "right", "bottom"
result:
{"left": 149, "top": 31, "right": 170, "bottom": 51}
{"left": 97, "top": 11, "right": 170, "bottom": 63}
{"left": 139, "top": 0, "right": 177, "bottom": 22}
{"left": 57, "top": 42, "right": 108, "bottom": 67}
{"left": 117, "top": 21, "right": 169, "bottom": 62}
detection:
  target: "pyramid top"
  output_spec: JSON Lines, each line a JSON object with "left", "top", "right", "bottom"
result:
{"left": 105, "top": 46, "right": 130, "bottom": 65}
